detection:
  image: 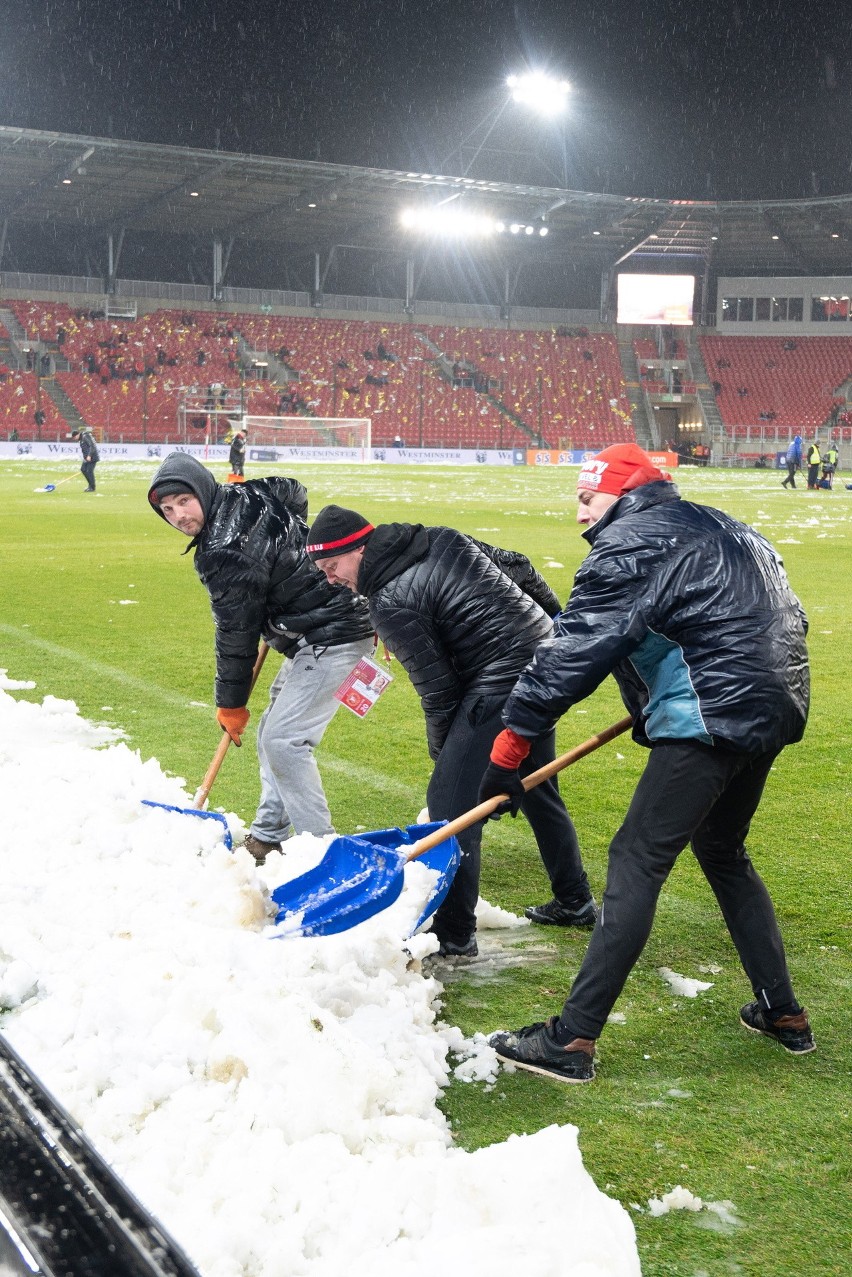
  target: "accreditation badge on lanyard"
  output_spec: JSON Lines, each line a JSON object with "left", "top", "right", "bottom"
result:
{"left": 334, "top": 655, "right": 394, "bottom": 717}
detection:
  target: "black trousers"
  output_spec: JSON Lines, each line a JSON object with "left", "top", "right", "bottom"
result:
{"left": 782, "top": 462, "right": 797, "bottom": 488}
{"left": 807, "top": 463, "right": 819, "bottom": 488}
{"left": 560, "top": 740, "right": 798, "bottom": 1040}
{"left": 81, "top": 460, "right": 97, "bottom": 490}
{"left": 427, "top": 692, "right": 589, "bottom": 946}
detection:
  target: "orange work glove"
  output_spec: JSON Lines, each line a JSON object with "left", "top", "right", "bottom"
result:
{"left": 216, "top": 706, "right": 250, "bottom": 746}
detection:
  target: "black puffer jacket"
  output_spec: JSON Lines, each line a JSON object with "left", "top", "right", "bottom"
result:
{"left": 357, "top": 523, "right": 556, "bottom": 758}
{"left": 503, "top": 481, "right": 809, "bottom": 755}
{"left": 148, "top": 453, "right": 373, "bottom": 707}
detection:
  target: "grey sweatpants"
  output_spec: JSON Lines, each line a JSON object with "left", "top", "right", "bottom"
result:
{"left": 251, "top": 637, "right": 375, "bottom": 841}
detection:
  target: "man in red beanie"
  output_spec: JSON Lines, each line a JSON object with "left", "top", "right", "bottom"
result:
{"left": 480, "top": 443, "right": 814, "bottom": 1082}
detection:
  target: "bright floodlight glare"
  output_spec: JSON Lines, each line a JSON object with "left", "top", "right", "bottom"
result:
{"left": 400, "top": 207, "right": 496, "bottom": 237}
{"left": 506, "top": 72, "right": 570, "bottom": 116}
{"left": 539, "top": 226, "right": 548, "bottom": 236}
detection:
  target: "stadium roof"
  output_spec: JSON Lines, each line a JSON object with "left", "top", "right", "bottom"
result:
{"left": 3, "top": 125, "right": 852, "bottom": 284}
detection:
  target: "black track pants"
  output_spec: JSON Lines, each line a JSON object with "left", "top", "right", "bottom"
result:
{"left": 560, "top": 739, "right": 798, "bottom": 1040}
{"left": 426, "top": 692, "right": 589, "bottom": 947}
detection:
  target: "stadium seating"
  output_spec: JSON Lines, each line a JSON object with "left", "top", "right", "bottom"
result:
{"left": 699, "top": 335, "right": 852, "bottom": 436}
{"left": 3, "top": 302, "right": 635, "bottom": 449}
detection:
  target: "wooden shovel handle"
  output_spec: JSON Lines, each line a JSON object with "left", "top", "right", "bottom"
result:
{"left": 192, "top": 642, "right": 271, "bottom": 809}
{"left": 404, "top": 714, "right": 633, "bottom": 862}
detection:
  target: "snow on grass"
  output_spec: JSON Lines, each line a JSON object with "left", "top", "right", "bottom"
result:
{"left": 657, "top": 968, "right": 714, "bottom": 998}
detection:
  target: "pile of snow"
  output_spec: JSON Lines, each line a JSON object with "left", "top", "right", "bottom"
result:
{"left": 0, "top": 682, "right": 640, "bottom": 1277}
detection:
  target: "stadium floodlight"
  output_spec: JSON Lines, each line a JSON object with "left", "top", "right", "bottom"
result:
{"left": 506, "top": 73, "right": 570, "bottom": 117}
{"left": 400, "top": 207, "right": 496, "bottom": 237}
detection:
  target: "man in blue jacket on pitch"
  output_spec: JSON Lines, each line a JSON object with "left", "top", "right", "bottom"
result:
{"left": 480, "top": 443, "right": 814, "bottom": 1083}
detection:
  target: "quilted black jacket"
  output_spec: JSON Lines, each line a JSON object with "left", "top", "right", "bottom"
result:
{"left": 148, "top": 453, "right": 373, "bottom": 706}
{"left": 502, "top": 481, "right": 810, "bottom": 756}
{"left": 357, "top": 523, "right": 556, "bottom": 758}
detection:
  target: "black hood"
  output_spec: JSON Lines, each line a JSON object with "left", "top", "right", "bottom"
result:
{"left": 147, "top": 453, "right": 219, "bottom": 524}
{"left": 358, "top": 523, "right": 430, "bottom": 594}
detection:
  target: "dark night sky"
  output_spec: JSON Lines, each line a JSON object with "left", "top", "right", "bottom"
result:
{"left": 1, "top": 0, "right": 851, "bottom": 201}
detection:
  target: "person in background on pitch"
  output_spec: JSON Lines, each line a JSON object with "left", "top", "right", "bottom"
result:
{"left": 71, "top": 425, "right": 99, "bottom": 492}
{"left": 781, "top": 434, "right": 802, "bottom": 489}
{"left": 229, "top": 430, "right": 246, "bottom": 477}
{"left": 306, "top": 504, "right": 595, "bottom": 960}
{"left": 806, "top": 439, "right": 821, "bottom": 490}
{"left": 479, "top": 443, "right": 813, "bottom": 1083}
{"left": 147, "top": 454, "right": 375, "bottom": 863}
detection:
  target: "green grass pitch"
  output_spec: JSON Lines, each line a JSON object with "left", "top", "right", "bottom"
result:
{"left": 1, "top": 457, "right": 849, "bottom": 1276}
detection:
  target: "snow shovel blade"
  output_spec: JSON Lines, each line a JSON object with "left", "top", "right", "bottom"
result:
{"left": 270, "top": 715, "right": 633, "bottom": 940}
{"left": 270, "top": 821, "right": 461, "bottom": 938}
{"left": 140, "top": 800, "right": 233, "bottom": 848}
{"left": 140, "top": 644, "right": 270, "bottom": 847}
{"left": 35, "top": 483, "right": 57, "bottom": 493}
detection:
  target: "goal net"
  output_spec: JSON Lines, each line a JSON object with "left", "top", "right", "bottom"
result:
{"left": 238, "top": 415, "right": 372, "bottom": 461}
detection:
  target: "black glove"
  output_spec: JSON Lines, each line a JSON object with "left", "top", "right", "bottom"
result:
{"left": 478, "top": 762, "right": 526, "bottom": 819}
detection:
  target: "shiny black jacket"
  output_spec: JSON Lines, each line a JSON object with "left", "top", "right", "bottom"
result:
{"left": 503, "top": 481, "right": 809, "bottom": 755}
{"left": 357, "top": 523, "right": 558, "bottom": 758}
{"left": 148, "top": 453, "right": 373, "bottom": 707}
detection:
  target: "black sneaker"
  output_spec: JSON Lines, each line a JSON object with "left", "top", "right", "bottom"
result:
{"left": 437, "top": 935, "right": 478, "bottom": 960}
{"left": 524, "top": 897, "right": 598, "bottom": 928}
{"left": 489, "top": 1017, "right": 596, "bottom": 1083}
{"left": 739, "top": 1002, "right": 816, "bottom": 1055}
{"left": 243, "top": 833, "right": 282, "bottom": 865}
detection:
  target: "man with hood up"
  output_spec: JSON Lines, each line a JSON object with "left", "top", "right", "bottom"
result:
{"left": 148, "top": 453, "right": 375, "bottom": 862}
{"left": 305, "top": 505, "right": 595, "bottom": 960}
{"left": 478, "top": 444, "right": 813, "bottom": 1083}
{"left": 781, "top": 435, "right": 802, "bottom": 488}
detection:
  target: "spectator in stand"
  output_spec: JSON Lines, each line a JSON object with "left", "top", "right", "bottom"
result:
{"left": 392, "top": 434, "right": 405, "bottom": 448}
{"left": 57, "top": 325, "right": 66, "bottom": 346}
{"left": 781, "top": 435, "right": 802, "bottom": 489}
{"left": 806, "top": 440, "right": 821, "bottom": 490}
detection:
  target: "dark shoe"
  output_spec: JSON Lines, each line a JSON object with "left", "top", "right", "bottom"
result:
{"left": 437, "top": 935, "right": 478, "bottom": 960}
{"left": 524, "top": 897, "right": 598, "bottom": 928}
{"left": 739, "top": 1002, "right": 815, "bottom": 1055}
{"left": 489, "top": 1017, "right": 596, "bottom": 1083}
{"left": 243, "top": 833, "right": 282, "bottom": 865}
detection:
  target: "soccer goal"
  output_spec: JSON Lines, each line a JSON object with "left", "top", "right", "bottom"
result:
{"left": 238, "top": 415, "right": 372, "bottom": 461}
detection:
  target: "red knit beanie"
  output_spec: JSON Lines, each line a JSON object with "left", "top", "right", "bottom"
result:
{"left": 577, "top": 444, "right": 671, "bottom": 497}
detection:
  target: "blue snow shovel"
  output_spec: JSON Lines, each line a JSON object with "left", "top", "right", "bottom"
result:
{"left": 270, "top": 714, "right": 633, "bottom": 939}
{"left": 34, "top": 471, "right": 82, "bottom": 493}
{"left": 142, "top": 643, "right": 271, "bottom": 847}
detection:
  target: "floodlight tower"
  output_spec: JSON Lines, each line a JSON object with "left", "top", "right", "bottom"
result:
{"left": 506, "top": 72, "right": 572, "bottom": 187}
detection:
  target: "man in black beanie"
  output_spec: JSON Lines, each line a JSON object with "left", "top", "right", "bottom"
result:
{"left": 148, "top": 457, "right": 375, "bottom": 862}
{"left": 307, "top": 504, "right": 595, "bottom": 958}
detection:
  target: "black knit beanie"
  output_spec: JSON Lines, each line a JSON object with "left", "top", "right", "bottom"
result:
{"left": 149, "top": 479, "right": 195, "bottom": 505}
{"left": 306, "top": 505, "right": 374, "bottom": 560}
